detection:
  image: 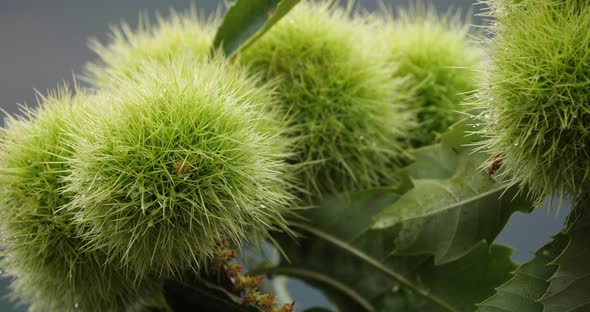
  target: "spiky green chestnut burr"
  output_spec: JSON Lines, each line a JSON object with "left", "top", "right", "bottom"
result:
{"left": 377, "top": 5, "right": 482, "bottom": 147}
{"left": 239, "top": 2, "right": 412, "bottom": 199}
{"left": 86, "top": 8, "right": 216, "bottom": 88}
{"left": 475, "top": 0, "right": 590, "bottom": 205}
{"left": 0, "top": 87, "right": 157, "bottom": 312}
{"left": 65, "top": 57, "right": 294, "bottom": 278}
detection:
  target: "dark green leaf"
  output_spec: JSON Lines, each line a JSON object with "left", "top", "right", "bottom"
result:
{"left": 394, "top": 120, "right": 474, "bottom": 185}
{"left": 213, "top": 0, "right": 300, "bottom": 59}
{"left": 259, "top": 187, "right": 517, "bottom": 311}
{"left": 304, "top": 188, "right": 400, "bottom": 242}
{"left": 540, "top": 205, "right": 590, "bottom": 312}
{"left": 258, "top": 121, "right": 525, "bottom": 311}
{"left": 258, "top": 189, "right": 416, "bottom": 312}
{"left": 476, "top": 235, "right": 567, "bottom": 312}
{"left": 417, "top": 243, "right": 516, "bottom": 310}
{"left": 245, "top": 120, "right": 528, "bottom": 311}
{"left": 373, "top": 121, "right": 533, "bottom": 264}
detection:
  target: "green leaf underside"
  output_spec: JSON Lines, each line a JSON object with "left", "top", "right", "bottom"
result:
{"left": 541, "top": 204, "right": 590, "bottom": 312}
{"left": 213, "top": 0, "right": 300, "bottom": 58}
{"left": 476, "top": 235, "right": 567, "bottom": 312}
{"left": 163, "top": 279, "right": 263, "bottom": 312}
{"left": 374, "top": 121, "right": 533, "bottom": 264}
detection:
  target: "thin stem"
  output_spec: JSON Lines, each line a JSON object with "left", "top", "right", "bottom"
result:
{"left": 255, "top": 266, "right": 374, "bottom": 312}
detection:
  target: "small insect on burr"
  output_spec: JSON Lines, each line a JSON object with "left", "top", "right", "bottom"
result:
{"left": 487, "top": 152, "right": 503, "bottom": 176}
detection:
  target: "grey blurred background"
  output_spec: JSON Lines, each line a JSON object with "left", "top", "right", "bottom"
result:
{"left": 0, "top": 1, "right": 567, "bottom": 311}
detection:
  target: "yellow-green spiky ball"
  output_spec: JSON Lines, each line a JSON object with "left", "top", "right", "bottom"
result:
{"left": 239, "top": 2, "right": 412, "bottom": 200}
{"left": 378, "top": 5, "right": 482, "bottom": 147}
{"left": 0, "top": 87, "right": 158, "bottom": 312}
{"left": 476, "top": 0, "right": 590, "bottom": 205}
{"left": 65, "top": 57, "right": 294, "bottom": 278}
{"left": 86, "top": 7, "right": 217, "bottom": 88}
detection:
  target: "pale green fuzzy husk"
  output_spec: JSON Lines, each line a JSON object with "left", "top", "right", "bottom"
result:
{"left": 64, "top": 56, "right": 295, "bottom": 279}
{"left": 239, "top": 1, "right": 413, "bottom": 200}
{"left": 86, "top": 7, "right": 218, "bottom": 88}
{"left": 0, "top": 88, "right": 159, "bottom": 312}
{"left": 376, "top": 4, "right": 482, "bottom": 147}
{"left": 475, "top": 0, "right": 590, "bottom": 206}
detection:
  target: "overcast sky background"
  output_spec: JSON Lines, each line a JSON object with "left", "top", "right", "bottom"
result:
{"left": 0, "top": 1, "right": 567, "bottom": 311}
